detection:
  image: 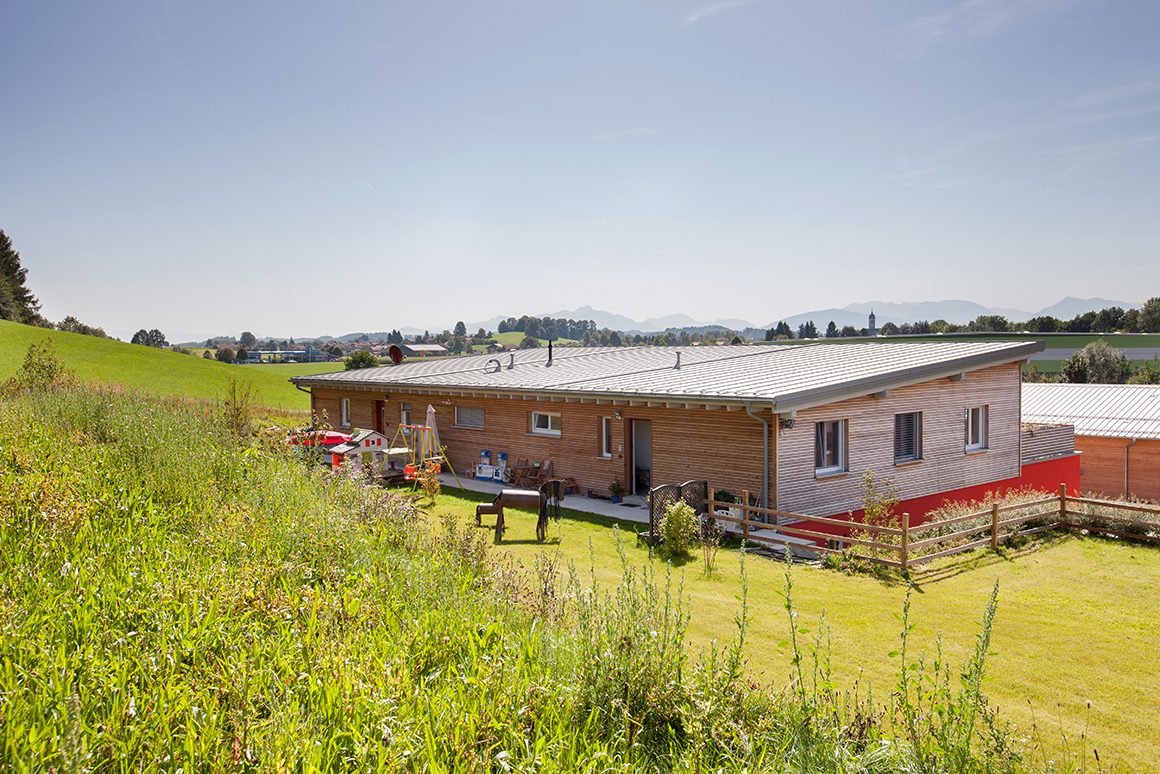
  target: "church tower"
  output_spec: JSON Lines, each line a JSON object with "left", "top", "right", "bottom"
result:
{"left": 868, "top": 309, "right": 877, "bottom": 336}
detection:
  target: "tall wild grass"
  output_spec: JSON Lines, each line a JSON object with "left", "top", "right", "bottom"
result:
{"left": 0, "top": 377, "right": 1054, "bottom": 770}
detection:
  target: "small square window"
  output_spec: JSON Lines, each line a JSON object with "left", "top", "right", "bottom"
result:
{"left": 531, "top": 411, "right": 561, "bottom": 436}
{"left": 814, "top": 420, "right": 847, "bottom": 475}
{"left": 894, "top": 412, "right": 922, "bottom": 463}
{"left": 454, "top": 406, "right": 485, "bottom": 429}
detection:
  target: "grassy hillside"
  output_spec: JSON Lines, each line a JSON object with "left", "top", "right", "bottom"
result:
{"left": 0, "top": 319, "right": 309, "bottom": 411}
{"left": 0, "top": 383, "right": 1065, "bottom": 771}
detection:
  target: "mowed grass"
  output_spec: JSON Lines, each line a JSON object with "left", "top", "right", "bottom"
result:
{"left": 248, "top": 361, "right": 346, "bottom": 378}
{"left": 0, "top": 320, "right": 309, "bottom": 411}
{"left": 431, "top": 488, "right": 1160, "bottom": 772}
{"left": 489, "top": 331, "right": 579, "bottom": 347}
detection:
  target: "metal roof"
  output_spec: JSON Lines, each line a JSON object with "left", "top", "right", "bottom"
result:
{"left": 293, "top": 341, "right": 1041, "bottom": 411}
{"left": 1022, "top": 382, "right": 1160, "bottom": 440}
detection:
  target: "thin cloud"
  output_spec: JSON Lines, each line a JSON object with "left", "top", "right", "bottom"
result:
{"left": 898, "top": 0, "right": 1075, "bottom": 56}
{"left": 682, "top": 0, "right": 756, "bottom": 27}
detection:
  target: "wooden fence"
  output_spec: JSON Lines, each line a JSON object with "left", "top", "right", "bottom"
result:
{"left": 703, "top": 484, "right": 1160, "bottom": 574}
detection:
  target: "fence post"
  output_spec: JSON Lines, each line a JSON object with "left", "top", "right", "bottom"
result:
{"left": 900, "top": 512, "right": 910, "bottom": 575}
{"left": 1059, "top": 482, "right": 1067, "bottom": 527}
{"left": 741, "top": 489, "right": 750, "bottom": 541}
{"left": 991, "top": 502, "right": 1000, "bottom": 551}
{"left": 707, "top": 484, "right": 715, "bottom": 515}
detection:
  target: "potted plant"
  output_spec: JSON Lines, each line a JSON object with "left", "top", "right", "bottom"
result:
{"left": 716, "top": 490, "right": 742, "bottom": 520}
{"left": 609, "top": 479, "right": 625, "bottom": 504}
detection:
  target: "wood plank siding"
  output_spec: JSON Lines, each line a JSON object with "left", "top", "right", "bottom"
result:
{"left": 775, "top": 363, "right": 1023, "bottom": 516}
{"left": 1074, "top": 436, "right": 1160, "bottom": 500}
{"left": 308, "top": 362, "right": 1025, "bottom": 515}
{"left": 309, "top": 388, "right": 775, "bottom": 503}
{"left": 1021, "top": 423, "right": 1076, "bottom": 464}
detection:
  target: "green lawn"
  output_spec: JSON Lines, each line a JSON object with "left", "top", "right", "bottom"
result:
{"left": 0, "top": 319, "right": 310, "bottom": 411}
{"left": 248, "top": 361, "right": 346, "bottom": 378}
{"left": 489, "top": 331, "right": 580, "bottom": 347}
{"left": 430, "top": 488, "right": 1160, "bottom": 772}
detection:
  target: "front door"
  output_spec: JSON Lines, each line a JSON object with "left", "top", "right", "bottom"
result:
{"left": 373, "top": 400, "right": 386, "bottom": 434}
{"left": 631, "top": 419, "right": 652, "bottom": 495}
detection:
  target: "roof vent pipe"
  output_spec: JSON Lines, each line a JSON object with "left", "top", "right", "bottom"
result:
{"left": 547, "top": 340, "right": 553, "bottom": 367}
{"left": 674, "top": 352, "right": 681, "bottom": 369}
{"left": 508, "top": 353, "right": 515, "bottom": 369}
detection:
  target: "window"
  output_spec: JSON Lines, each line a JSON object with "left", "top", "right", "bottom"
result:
{"left": 454, "top": 406, "right": 484, "bottom": 429}
{"left": 399, "top": 402, "right": 412, "bottom": 436}
{"left": 966, "top": 405, "right": 988, "bottom": 451}
{"left": 340, "top": 398, "right": 350, "bottom": 427}
{"left": 600, "top": 416, "right": 612, "bottom": 458}
{"left": 531, "top": 411, "right": 562, "bottom": 437}
{"left": 814, "top": 420, "right": 846, "bottom": 475}
{"left": 894, "top": 412, "right": 922, "bottom": 463}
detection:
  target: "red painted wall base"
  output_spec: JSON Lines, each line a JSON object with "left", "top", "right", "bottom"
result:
{"left": 823, "top": 454, "right": 1082, "bottom": 527}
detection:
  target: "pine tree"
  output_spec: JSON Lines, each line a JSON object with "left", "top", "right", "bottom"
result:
{"left": 0, "top": 229, "right": 42, "bottom": 324}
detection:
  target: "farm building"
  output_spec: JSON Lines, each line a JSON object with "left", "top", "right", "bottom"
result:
{"left": 291, "top": 342, "right": 1080, "bottom": 521}
{"left": 1023, "top": 382, "right": 1160, "bottom": 500}
{"left": 401, "top": 343, "right": 449, "bottom": 358}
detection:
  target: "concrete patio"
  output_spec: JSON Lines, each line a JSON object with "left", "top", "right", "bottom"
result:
{"left": 439, "top": 472, "right": 652, "bottom": 525}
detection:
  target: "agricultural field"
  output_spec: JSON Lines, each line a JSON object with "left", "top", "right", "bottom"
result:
{"left": 248, "top": 361, "right": 345, "bottom": 378}
{"left": 488, "top": 331, "right": 580, "bottom": 348}
{"left": 432, "top": 489, "right": 1160, "bottom": 772}
{"left": 0, "top": 319, "right": 310, "bottom": 412}
{"left": 767, "top": 332, "right": 1160, "bottom": 349}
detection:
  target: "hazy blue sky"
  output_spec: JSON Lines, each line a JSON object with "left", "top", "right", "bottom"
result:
{"left": 2, "top": 1, "right": 1158, "bottom": 340}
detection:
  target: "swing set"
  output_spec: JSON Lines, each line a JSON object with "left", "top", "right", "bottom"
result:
{"left": 386, "top": 409, "right": 463, "bottom": 491}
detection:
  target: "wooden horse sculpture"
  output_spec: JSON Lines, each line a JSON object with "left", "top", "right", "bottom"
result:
{"left": 476, "top": 479, "right": 564, "bottom": 541}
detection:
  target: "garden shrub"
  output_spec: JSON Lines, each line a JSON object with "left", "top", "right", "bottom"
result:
{"left": 659, "top": 500, "right": 699, "bottom": 557}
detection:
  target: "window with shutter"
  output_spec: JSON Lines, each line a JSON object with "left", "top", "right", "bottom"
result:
{"left": 894, "top": 412, "right": 922, "bottom": 463}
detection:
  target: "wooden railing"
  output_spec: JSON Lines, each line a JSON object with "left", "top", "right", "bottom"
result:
{"left": 703, "top": 484, "right": 1160, "bottom": 574}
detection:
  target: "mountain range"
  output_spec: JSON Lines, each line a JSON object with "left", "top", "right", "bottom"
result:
{"left": 466, "top": 297, "right": 1140, "bottom": 335}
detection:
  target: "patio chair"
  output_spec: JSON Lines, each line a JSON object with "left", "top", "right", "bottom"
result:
{"left": 510, "top": 458, "right": 533, "bottom": 487}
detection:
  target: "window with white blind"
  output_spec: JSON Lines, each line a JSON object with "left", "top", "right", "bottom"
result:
{"left": 600, "top": 416, "right": 612, "bottom": 458}
{"left": 894, "top": 412, "right": 922, "bottom": 463}
{"left": 454, "top": 406, "right": 485, "bottom": 429}
{"left": 340, "top": 398, "right": 350, "bottom": 427}
{"left": 966, "top": 405, "right": 988, "bottom": 451}
{"left": 814, "top": 419, "right": 847, "bottom": 475}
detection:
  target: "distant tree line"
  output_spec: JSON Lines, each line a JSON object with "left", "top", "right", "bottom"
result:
{"left": 765, "top": 298, "right": 1160, "bottom": 341}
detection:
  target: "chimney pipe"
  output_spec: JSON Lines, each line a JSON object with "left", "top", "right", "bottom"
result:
{"left": 547, "top": 340, "right": 553, "bottom": 366}
{"left": 674, "top": 352, "right": 681, "bottom": 369}
{"left": 508, "top": 353, "right": 515, "bottom": 369}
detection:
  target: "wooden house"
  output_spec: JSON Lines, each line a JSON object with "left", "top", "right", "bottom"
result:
{"left": 1023, "top": 382, "right": 1160, "bottom": 500}
{"left": 292, "top": 342, "right": 1079, "bottom": 520}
